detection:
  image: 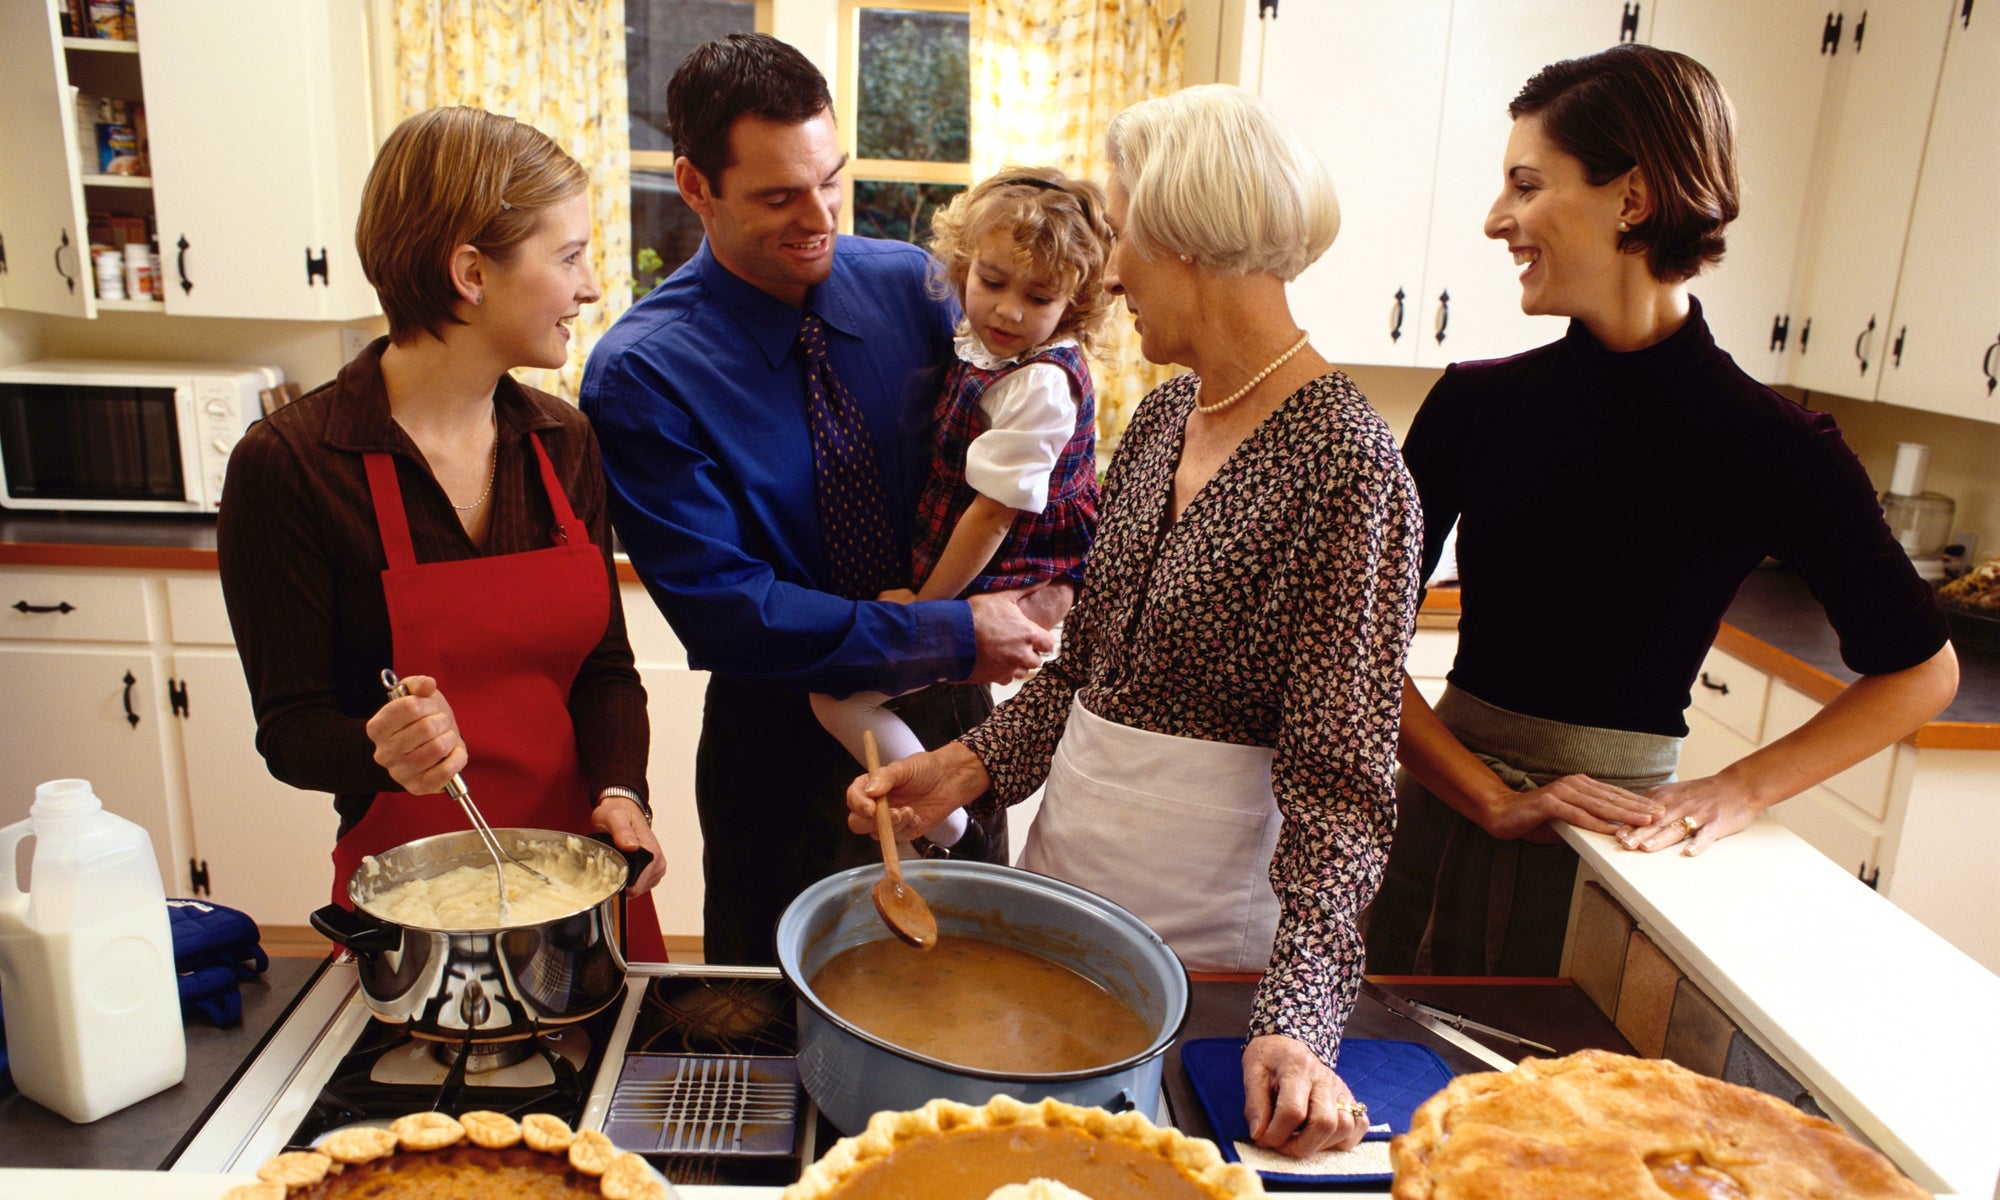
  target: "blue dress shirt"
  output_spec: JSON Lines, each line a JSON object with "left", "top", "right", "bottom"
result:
{"left": 581, "top": 236, "right": 974, "bottom": 694}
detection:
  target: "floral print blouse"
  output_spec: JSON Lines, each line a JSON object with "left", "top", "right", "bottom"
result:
{"left": 963, "top": 369, "right": 1423, "bottom": 1067}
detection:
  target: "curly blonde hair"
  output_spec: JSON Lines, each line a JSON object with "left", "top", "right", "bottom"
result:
{"left": 927, "top": 166, "right": 1115, "bottom": 355}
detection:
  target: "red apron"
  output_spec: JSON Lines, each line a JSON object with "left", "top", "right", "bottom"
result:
{"left": 332, "top": 432, "right": 667, "bottom": 962}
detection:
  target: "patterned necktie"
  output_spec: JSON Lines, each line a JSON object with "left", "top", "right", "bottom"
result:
{"left": 797, "top": 312, "right": 904, "bottom": 599}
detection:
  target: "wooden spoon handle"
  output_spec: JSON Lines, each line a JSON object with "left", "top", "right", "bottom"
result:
{"left": 864, "top": 731, "right": 901, "bottom": 880}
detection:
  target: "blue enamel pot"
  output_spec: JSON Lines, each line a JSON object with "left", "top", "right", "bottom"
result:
{"left": 775, "top": 858, "right": 1189, "bottom": 1134}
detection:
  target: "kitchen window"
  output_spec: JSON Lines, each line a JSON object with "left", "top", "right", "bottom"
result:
{"left": 837, "top": 0, "right": 972, "bottom": 243}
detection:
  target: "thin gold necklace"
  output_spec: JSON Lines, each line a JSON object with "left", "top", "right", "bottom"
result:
{"left": 1194, "top": 331, "right": 1311, "bottom": 416}
{"left": 449, "top": 409, "right": 498, "bottom": 512}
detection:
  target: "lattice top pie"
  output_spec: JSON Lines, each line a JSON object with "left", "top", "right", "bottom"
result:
{"left": 219, "top": 1110, "right": 670, "bottom": 1200}
{"left": 1389, "top": 1049, "right": 1930, "bottom": 1200}
{"left": 782, "top": 1094, "right": 1265, "bottom": 1199}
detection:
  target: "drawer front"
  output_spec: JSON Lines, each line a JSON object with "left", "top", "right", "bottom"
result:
{"left": 1762, "top": 683, "right": 1895, "bottom": 820}
{"left": 1769, "top": 786, "right": 1882, "bottom": 885}
{"left": 1687, "top": 646, "right": 1767, "bottom": 744}
{"left": 166, "top": 575, "right": 236, "bottom": 646}
{"left": 0, "top": 569, "right": 151, "bottom": 643}
{"left": 1405, "top": 628, "right": 1458, "bottom": 681}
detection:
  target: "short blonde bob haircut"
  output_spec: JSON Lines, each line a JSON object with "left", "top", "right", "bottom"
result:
{"left": 1105, "top": 84, "right": 1338, "bottom": 282}
{"left": 927, "top": 166, "right": 1116, "bottom": 354}
{"left": 356, "top": 106, "right": 588, "bottom": 344}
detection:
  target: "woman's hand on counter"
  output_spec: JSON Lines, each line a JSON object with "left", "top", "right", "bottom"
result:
{"left": 1620, "top": 772, "right": 1758, "bottom": 856}
{"left": 591, "top": 793, "right": 668, "bottom": 893}
{"left": 1241, "top": 1033, "right": 1368, "bottom": 1156}
{"left": 846, "top": 741, "right": 991, "bottom": 840}
{"left": 1488, "top": 774, "right": 1663, "bottom": 843}
{"left": 365, "top": 674, "right": 468, "bottom": 796}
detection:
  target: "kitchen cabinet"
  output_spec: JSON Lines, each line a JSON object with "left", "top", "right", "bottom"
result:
{"left": 1874, "top": 2, "right": 2000, "bottom": 422}
{"left": 1783, "top": 0, "right": 1954, "bottom": 398}
{"left": 620, "top": 582, "right": 709, "bottom": 944}
{"left": 0, "top": 0, "right": 379, "bottom": 322}
{"left": 1678, "top": 643, "right": 1999, "bottom": 972}
{"left": 1244, "top": 0, "right": 1825, "bottom": 378}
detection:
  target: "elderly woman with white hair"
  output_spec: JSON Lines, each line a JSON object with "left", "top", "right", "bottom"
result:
{"left": 847, "top": 84, "right": 1423, "bottom": 1158}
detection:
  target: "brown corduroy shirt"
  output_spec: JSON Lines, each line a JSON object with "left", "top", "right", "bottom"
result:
{"left": 216, "top": 339, "right": 648, "bottom": 836}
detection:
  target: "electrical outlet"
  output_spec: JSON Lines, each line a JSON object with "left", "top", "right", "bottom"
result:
{"left": 338, "top": 326, "right": 373, "bottom": 364}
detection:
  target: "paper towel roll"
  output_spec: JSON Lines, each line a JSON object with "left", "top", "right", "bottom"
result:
{"left": 1888, "top": 442, "right": 1930, "bottom": 498}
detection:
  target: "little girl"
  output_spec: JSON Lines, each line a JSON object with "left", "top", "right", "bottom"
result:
{"left": 812, "top": 166, "right": 1113, "bottom": 850}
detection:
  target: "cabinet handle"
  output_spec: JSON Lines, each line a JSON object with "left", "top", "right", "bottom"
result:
{"left": 1891, "top": 325, "right": 1906, "bottom": 368}
{"left": 176, "top": 234, "right": 194, "bottom": 295}
{"left": 1619, "top": 1, "right": 1641, "bottom": 43}
{"left": 1964, "top": 0, "right": 1975, "bottom": 30}
{"left": 54, "top": 228, "right": 76, "bottom": 295}
{"left": 1854, "top": 315, "right": 1875, "bottom": 375}
{"left": 121, "top": 669, "right": 140, "bottom": 728}
{"left": 1434, "top": 289, "right": 1451, "bottom": 345}
{"left": 12, "top": 599, "right": 76, "bottom": 614}
{"left": 0, "top": 230, "right": 9, "bottom": 274}
{"left": 1982, "top": 336, "right": 1998, "bottom": 396}
{"left": 1858, "top": 863, "right": 1880, "bottom": 890}
{"left": 1821, "top": 11, "right": 1843, "bottom": 53}
{"left": 1853, "top": 8, "right": 1867, "bottom": 51}
{"left": 1698, "top": 671, "right": 1729, "bottom": 696}
{"left": 1389, "top": 288, "right": 1406, "bottom": 343}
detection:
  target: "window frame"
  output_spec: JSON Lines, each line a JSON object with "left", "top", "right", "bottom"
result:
{"left": 835, "top": 0, "right": 973, "bottom": 236}
{"left": 627, "top": 0, "right": 773, "bottom": 180}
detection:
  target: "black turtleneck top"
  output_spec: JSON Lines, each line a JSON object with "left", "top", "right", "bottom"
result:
{"left": 1402, "top": 298, "right": 1948, "bottom": 738}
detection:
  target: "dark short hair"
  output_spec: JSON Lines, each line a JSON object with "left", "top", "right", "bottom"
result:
{"left": 1511, "top": 44, "right": 1739, "bottom": 283}
{"left": 666, "top": 33, "right": 832, "bottom": 191}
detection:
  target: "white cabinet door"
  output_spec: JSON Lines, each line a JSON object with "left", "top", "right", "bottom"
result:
{"left": 1414, "top": 0, "right": 1636, "bottom": 368}
{"left": 1786, "top": 0, "right": 1955, "bottom": 398}
{"left": 1649, "top": 0, "right": 1831, "bottom": 381}
{"left": 635, "top": 664, "right": 710, "bottom": 942}
{"left": 0, "top": 645, "right": 180, "bottom": 891}
{"left": 172, "top": 649, "right": 340, "bottom": 928}
{"left": 1876, "top": 4, "right": 2000, "bottom": 422}
{"left": 0, "top": 2, "right": 94, "bottom": 318}
{"left": 135, "top": 0, "right": 377, "bottom": 320}
{"left": 1255, "top": 0, "right": 1453, "bottom": 367}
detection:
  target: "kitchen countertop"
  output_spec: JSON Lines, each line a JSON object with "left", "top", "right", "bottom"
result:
{"left": 0, "top": 955, "right": 329, "bottom": 1170}
{"left": 4, "top": 518, "right": 1995, "bottom": 742}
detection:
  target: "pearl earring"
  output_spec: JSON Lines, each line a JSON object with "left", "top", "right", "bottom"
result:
{"left": 1178, "top": 253, "right": 1193, "bottom": 263}
{"left": 1617, "top": 221, "right": 1630, "bottom": 233}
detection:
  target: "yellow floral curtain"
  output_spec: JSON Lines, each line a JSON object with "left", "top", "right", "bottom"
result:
{"left": 971, "top": 0, "right": 1185, "bottom": 450}
{"left": 391, "top": 0, "right": 632, "bottom": 402}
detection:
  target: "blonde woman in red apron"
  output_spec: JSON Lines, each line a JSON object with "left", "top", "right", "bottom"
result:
{"left": 218, "top": 108, "right": 666, "bottom": 961}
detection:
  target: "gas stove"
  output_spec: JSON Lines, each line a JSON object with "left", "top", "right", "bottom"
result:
{"left": 172, "top": 960, "right": 820, "bottom": 1188}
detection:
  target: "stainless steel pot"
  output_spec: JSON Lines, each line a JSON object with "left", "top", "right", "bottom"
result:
{"left": 777, "top": 859, "right": 1189, "bottom": 1134}
{"left": 310, "top": 828, "right": 648, "bottom": 1042}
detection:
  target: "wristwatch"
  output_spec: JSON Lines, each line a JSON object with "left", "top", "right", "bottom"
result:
{"left": 596, "top": 786, "right": 652, "bottom": 823}
{"left": 914, "top": 817, "right": 986, "bottom": 861}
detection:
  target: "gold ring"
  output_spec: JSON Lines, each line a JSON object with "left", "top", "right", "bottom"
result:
{"left": 1679, "top": 815, "right": 1700, "bottom": 835}
{"left": 1338, "top": 1101, "right": 1369, "bottom": 1119}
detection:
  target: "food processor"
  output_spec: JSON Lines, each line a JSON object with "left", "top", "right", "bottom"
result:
{"left": 1881, "top": 442, "right": 1954, "bottom": 582}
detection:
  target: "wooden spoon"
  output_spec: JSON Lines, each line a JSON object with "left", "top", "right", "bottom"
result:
{"left": 865, "top": 730, "right": 937, "bottom": 950}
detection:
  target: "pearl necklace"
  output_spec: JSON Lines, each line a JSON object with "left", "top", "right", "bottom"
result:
{"left": 450, "top": 410, "right": 499, "bottom": 512}
{"left": 1193, "top": 331, "right": 1311, "bottom": 415}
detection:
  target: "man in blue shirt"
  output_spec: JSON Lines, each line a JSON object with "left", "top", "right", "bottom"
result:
{"left": 582, "top": 33, "right": 1063, "bottom": 965}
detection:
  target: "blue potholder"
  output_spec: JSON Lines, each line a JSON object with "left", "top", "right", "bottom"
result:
{"left": 1180, "top": 1036, "right": 1454, "bottom": 1185}
{"left": 168, "top": 898, "right": 267, "bottom": 1027}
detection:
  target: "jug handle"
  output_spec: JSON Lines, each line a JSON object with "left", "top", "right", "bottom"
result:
{"left": 0, "top": 823, "right": 31, "bottom": 917}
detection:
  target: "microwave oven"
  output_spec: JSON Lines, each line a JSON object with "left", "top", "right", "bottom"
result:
{"left": 0, "top": 358, "right": 284, "bottom": 514}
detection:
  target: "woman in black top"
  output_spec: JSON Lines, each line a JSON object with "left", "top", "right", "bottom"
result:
{"left": 1365, "top": 44, "right": 1958, "bottom": 977}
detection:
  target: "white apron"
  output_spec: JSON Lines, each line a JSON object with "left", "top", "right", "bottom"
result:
{"left": 1019, "top": 696, "right": 1281, "bottom": 972}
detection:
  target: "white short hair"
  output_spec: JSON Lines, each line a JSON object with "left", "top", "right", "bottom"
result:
{"left": 1105, "top": 84, "right": 1339, "bottom": 281}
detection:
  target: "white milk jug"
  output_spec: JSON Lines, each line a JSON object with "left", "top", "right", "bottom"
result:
{"left": 0, "top": 778, "right": 185, "bottom": 1122}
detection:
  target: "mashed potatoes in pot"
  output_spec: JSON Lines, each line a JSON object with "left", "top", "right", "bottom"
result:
{"left": 358, "top": 837, "right": 623, "bottom": 929}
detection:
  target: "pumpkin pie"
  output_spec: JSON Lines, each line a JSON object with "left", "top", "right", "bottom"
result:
{"left": 782, "top": 1094, "right": 1264, "bottom": 1199}
{"left": 220, "top": 1111, "right": 670, "bottom": 1200}
{"left": 1389, "top": 1049, "right": 1931, "bottom": 1199}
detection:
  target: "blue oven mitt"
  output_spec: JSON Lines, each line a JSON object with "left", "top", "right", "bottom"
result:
{"left": 167, "top": 898, "right": 268, "bottom": 1026}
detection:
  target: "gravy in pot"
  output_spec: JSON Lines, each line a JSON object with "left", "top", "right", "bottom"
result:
{"left": 809, "top": 936, "right": 1155, "bottom": 1073}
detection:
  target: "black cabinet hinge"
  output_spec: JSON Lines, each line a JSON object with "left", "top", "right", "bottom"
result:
{"left": 168, "top": 677, "right": 190, "bottom": 718}
{"left": 1769, "top": 314, "right": 1791, "bottom": 352}
{"left": 1963, "top": 0, "right": 1975, "bottom": 30}
{"left": 306, "top": 246, "right": 329, "bottom": 287}
{"left": 189, "top": 858, "right": 211, "bottom": 897}
{"left": 1853, "top": 8, "right": 1867, "bottom": 50}
{"left": 1891, "top": 325, "right": 1906, "bottom": 368}
{"left": 1858, "top": 862, "right": 1880, "bottom": 890}
{"left": 1258, "top": 0, "right": 1277, "bottom": 17}
{"left": 1620, "top": 2, "right": 1642, "bottom": 43}
{"left": 0, "top": 230, "right": 9, "bottom": 274}
{"left": 1821, "top": 11, "right": 1844, "bottom": 53}
{"left": 1799, "top": 317, "right": 1813, "bottom": 353}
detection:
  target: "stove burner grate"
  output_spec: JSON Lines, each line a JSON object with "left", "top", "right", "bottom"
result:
{"left": 606, "top": 1054, "right": 800, "bottom": 1156}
